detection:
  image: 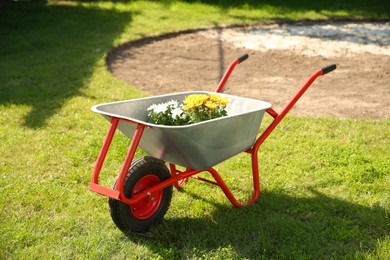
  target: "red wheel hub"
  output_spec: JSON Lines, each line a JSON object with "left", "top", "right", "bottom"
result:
{"left": 130, "top": 174, "right": 163, "bottom": 220}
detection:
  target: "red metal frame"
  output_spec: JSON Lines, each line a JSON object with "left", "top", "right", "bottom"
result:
{"left": 90, "top": 55, "right": 334, "bottom": 208}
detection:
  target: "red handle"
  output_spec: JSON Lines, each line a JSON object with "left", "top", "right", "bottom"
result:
{"left": 253, "top": 64, "right": 337, "bottom": 152}
{"left": 214, "top": 53, "right": 249, "bottom": 93}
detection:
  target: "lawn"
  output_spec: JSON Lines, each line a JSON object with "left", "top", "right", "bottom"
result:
{"left": 0, "top": 0, "right": 389, "bottom": 259}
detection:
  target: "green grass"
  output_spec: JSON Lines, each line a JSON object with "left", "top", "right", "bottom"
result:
{"left": 1, "top": 0, "right": 389, "bottom": 259}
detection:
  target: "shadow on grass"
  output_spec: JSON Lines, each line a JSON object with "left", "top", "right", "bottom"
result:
{"left": 129, "top": 188, "right": 387, "bottom": 258}
{"left": 0, "top": 1, "right": 135, "bottom": 128}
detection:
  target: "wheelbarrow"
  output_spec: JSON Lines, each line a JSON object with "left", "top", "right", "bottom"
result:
{"left": 89, "top": 54, "right": 336, "bottom": 233}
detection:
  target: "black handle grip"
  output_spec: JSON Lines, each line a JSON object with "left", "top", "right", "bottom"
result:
{"left": 237, "top": 53, "right": 249, "bottom": 63}
{"left": 322, "top": 64, "right": 337, "bottom": 74}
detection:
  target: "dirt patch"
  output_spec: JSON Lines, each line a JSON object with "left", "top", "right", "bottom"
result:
{"left": 107, "top": 21, "right": 390, "bottom": 119}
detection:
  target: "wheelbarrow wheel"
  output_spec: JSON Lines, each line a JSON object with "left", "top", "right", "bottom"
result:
{"left": 108, "top": 156, "right": 173, "bottom": 233}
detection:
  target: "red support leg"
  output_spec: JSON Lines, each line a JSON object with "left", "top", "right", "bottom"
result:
{"left": 116, "top": 124, "right": 146, "bottom": 201}
{"left": 207, "top": 156, "right": 261, "bottom": 208}
{"left": 89, "top": 117, "right": 121, "bottom": 199}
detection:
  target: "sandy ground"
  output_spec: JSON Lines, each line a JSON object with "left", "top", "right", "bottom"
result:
{"left": 107, "top": 21, "right": 390, "bottom": 119}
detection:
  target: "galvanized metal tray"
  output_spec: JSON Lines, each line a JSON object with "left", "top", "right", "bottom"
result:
{"left": 92, "top": 91, "right": 272, "bottom": 170}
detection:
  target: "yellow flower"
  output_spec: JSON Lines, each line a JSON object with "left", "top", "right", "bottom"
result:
{"left": 183, "top": 93, "right": 227, "bottom": 111}
{"left": 194, "top": 99, "right": 203, "bottom": 107}
{"left": 209, "top": 93, "right": 220, "bottom": 101}
{"left": 184, "top": 94, "right": 206, "bottom": 104}
{"left": 183, "top": 94, "right": 208, "bottom": 108}
{"left": 183, "top": 104, "right": 192, "bottom": 110}
{"left": 219, "top": 98, "right": 229, "bottom": 106}
{"left": 205, "top": 101, "right": 217, "bottom": 109}
{"left": 209, "top": 93, "right": 229, "bottom": 106}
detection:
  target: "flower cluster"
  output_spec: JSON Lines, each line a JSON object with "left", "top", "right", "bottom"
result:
{"left": 147, "top": 100, "right": 188, "bottom": 126}
{"left": 182, "top": 93, "right": 229, "bottom": 124}
{"left": 147, "top": 94, "right": 229, "bottom": 126}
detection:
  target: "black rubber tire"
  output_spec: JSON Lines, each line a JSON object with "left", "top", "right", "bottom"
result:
{"left": 108, "top": 156, "right": 173, "bottom": 233}
{"left": 108, "top": 157, "right": 143, "bottom": 232}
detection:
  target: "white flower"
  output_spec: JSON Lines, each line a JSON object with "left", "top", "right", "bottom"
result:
{"left": 167, "top": 100, "right": 179, "bottom": 106}
{"left": 147, "top": 104, "right": 157, "bottom": 111}
{"left": 153, "top": 103, "right": 168, "bottom": 114}
{"left": 171, "top": 107, "right": 183, "bottom": 118}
